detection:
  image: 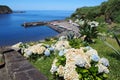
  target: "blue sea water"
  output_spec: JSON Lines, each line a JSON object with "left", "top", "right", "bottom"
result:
{"left": 0, "top": 10, "right": 73, "bottom": 46}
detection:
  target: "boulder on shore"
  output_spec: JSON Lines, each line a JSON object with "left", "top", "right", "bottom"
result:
{"left": 0, "top": 5, "right": 12, "bottom": 14}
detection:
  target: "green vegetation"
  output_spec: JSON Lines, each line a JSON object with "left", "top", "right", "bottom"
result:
{"left": 56, "top": 55, "right": 66, "bottom": 67}
{"left": 79, "top": 21, "right": 98, "bottom": 43}
{"left": 71, "top": 0, "right": 120, "bottom": 23}
{"left": 29, "top": 37, "right": 120, "bottom": 80}
{"left": 30, "top": 54, "right": 55, "bottom": 80}
{"left": 76, "top": 66, "right": 108, "bottom": 80}
{"left": 71, "top": 6, "right": 101, "bottom": 20}
{"left": 69, "top": 38, "right": 82, "bottom": 48}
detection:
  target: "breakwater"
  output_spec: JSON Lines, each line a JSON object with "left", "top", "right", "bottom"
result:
{"left": 21, "top": 20, "right": 80, "bottom": 38}
{"left": 22, "top": 21, "right": 47, "bottom": 27}
{"left": 21, "top": 21, "right": 67, "bottom": 33}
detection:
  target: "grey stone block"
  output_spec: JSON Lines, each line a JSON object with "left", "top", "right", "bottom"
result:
{"left": 4, "top": 49, "right": 48, "bottom": 80}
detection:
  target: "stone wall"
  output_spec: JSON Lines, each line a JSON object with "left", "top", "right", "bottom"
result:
{"left": 1, "top": 48, "right": 47, "bottom": 80}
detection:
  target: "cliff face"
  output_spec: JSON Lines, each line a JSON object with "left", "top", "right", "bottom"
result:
{"left": 0, "top": 5, "right": 12, "bottom": 14}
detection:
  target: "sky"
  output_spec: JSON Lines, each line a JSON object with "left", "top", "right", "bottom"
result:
{"left": 0, "top": 0, "right": 107, "bottom": 11}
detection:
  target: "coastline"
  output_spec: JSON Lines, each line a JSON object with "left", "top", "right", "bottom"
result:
{"left": 22, "top": 20, "right": 80, "bottom": 37}
{"left": 0, "top": 20, "right": 80, "bottom": 47}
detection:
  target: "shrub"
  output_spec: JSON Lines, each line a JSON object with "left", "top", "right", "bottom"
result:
{"left": 79, "top": 21, "right": 98, "bottom": 43}
{"left": 69, "top": 38, "right": 82, "bottom": 48}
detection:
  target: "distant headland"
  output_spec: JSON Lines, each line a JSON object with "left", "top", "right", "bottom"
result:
{"left": 0, "top": 5, "right": 12, "bottom": 14}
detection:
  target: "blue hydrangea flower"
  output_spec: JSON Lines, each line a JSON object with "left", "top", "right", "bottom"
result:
{"left": 91, "top": 54, "right": 100, "bottom": 62}
{"left": 44, "top": 49, "right": 50, "bottom": 56}
{"left": 48, "top": 47, "right": 54, "bottom": 51}
{"left": 59, "top": 50, "right": 65, "bottom": 56}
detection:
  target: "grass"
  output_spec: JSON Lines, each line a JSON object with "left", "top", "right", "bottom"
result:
{"left": 30, "top": 54, "right": 55, "bottom": 80}
{"left": 29, "top": 37, "right": 120, "bottom": 80}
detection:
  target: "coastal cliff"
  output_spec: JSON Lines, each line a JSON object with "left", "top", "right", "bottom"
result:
{"left": 71, "top": 0, "right": 120, "bottom": 23}
{"left": 0, "top": 5, "right": 12, "bottom": 14}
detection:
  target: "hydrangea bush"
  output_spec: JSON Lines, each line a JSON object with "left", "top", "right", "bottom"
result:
{"left": 11, "top": 36, "right": 71, "bottom": 59}
{"left": 11, "top": 36, "right": 110, "bottom": 80}
{"left": 50, "top": 47, "right": 109, "bottom": 80}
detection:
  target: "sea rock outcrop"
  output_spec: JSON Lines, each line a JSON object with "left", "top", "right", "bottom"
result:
{"left": 0, "top": 5, "right": 12, "bottom": 14}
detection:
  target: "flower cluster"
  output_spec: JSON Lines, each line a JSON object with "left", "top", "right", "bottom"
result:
{"left": 23, "top": 43, "right": 46, "bottom": 58}
{"left": 11, "top": 36, "right": 71, "bottom": 59}
{"left": 74, "top": 19, "right": 99, "bottom": 28}
{"left": 11, "top": 42, "right": 23, "bottom": 51}
{"left": 88, "top": 21, "right": 99, "bottom": 27}
{"left": 50, "top": 46, "right": 109, "bottom": 80}
{"left": 54, "top": 40, "right": 71, "bottom": 51}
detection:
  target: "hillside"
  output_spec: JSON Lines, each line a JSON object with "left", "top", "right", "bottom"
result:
{"left": 0, "top": 5, "right": 12, "bottom": 14}
{"left": 71, "top": 0, "right": 120, "bottom": 23}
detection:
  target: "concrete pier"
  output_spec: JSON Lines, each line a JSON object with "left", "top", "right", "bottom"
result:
{"left": 22, "top": 21, "right": 47, "bottom": 27}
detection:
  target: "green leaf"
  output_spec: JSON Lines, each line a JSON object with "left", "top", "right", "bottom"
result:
{"left": 79, "top": 74, "right": 82, "bottom": 79}
{"left": 96, "top": 77, "right": 102, "bottom": 80}
{"left": 103, "top": 73, "right": 108, "bottom": 78}
{"left": 89, "top": 66, "right": 98, "bottom": 73}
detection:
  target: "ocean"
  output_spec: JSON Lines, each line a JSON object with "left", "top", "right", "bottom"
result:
{"left": 0, "top": 10, "right": 73, "bottom": 46}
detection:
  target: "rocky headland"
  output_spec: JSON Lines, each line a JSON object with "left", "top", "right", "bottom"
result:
{"left": 0, "top": 5, "right": 12, "bottom": 14}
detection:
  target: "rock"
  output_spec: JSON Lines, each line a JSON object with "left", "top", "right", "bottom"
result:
{"left": 0, "top": 5, "right": 12, "bottom": 14}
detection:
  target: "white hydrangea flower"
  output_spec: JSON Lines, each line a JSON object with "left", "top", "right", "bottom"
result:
{"left": 88, "top": 21, "right": 99, "bottom": 27}
{"left": 24, "top": 49, "right": 32, "bottom": 58}
{"left": 11, "top": 42, "right": 22, "bottom": 51}
{"left": 99, "top": 58, "right": 109, "bottom": 67}
{"left": 54, "top": 41, "right": 71, "bottom": 51}
{"left": 25, "top": 44, "right": 46, "bottom": 55}
{"left": 50, "top": 65, "right": 58, "bottom": 74}
{"left": 25, "top": 49, "right": 32, "bottom": 55}
{"left": 50, "top": 58, "right": 58, "bottom": 74}
{"left": 65, "top": 48, "right": 91, "bottom": 68}
{"left": 21, "top": 48, "right": 25, "bottom": 53}
{"left": 44, "top": 49, "right": 50, "bottom": 56}
{"left": 57, "top": 65, "right": 64, "bottom": 77}
{"left": 85, "top": 48, "right": 98, "bottom": 58}
{"left": 96, "top": 64, "right": 109, "bottom": 73}
{"left": 75, "top": 56, "right": 87, "bottom": 67}
{"left": 64, "top": 64, "right": 79, "bottom": 80}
